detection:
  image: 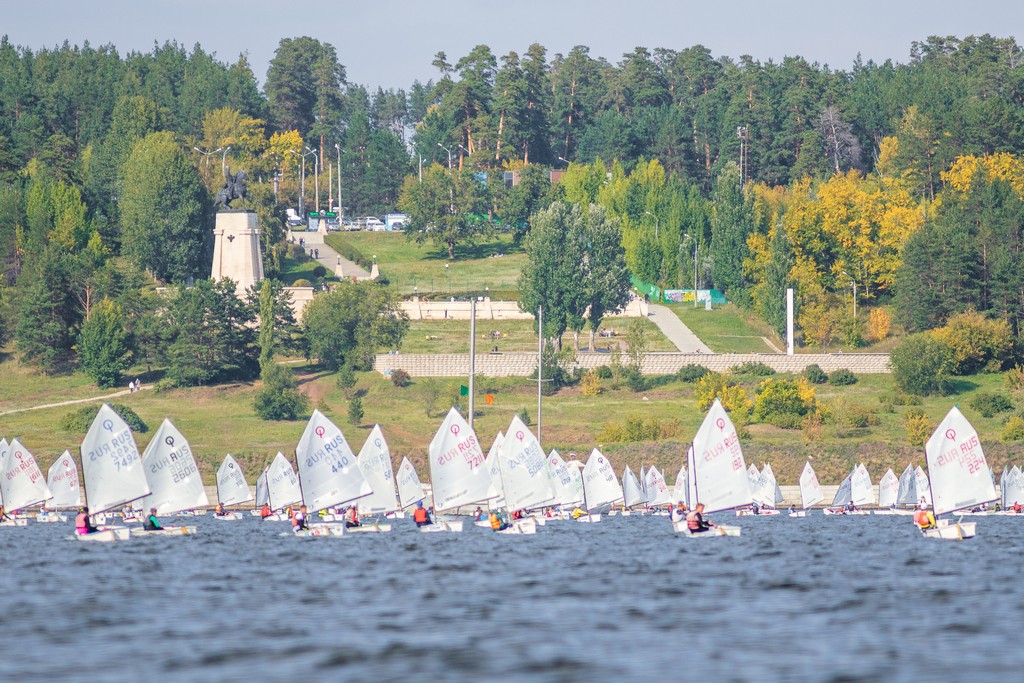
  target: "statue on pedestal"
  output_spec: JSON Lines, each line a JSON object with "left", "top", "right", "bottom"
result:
{"left": 215, "top": 166, "right": 249, "bottom": 210}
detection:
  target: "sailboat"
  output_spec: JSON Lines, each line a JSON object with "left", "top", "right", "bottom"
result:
{"left": 873, "top": 468, "right": 900, "bottom": 514}
{"left": 265, "top": 452, "right": 302, "bottom": 521}
{"left": 134, "top": 418, "right": 205, "bottom": 535}
{"left": 490, "top": 416, "right": 552, "bottom": 534}
{"left": 644, "top": 466, "right": 672, "bottom": 512}
{"left": 671, "top": 464, "right": 688, "bottom": 509}
{"left": 396, "top": 457, "right": 426, "bottom": 510}
{"left": 1, "top": 439, "right": 52, "bottom": 524}
{"left": 293, "top": 409, "right": 372, "bottom": 537}
{"left": 742, "top": 463, "right": 782, "bottom": 515}
{"left": 895, "top": 464, "right": 918, "bottom": 510}
{"left": 620, "top": 465, "right": 645, "bottom": 514}
{"left": 251, "top": 468, "right": 269, "bottom": 516}
{"left": 826, "top": 464, "right": 872, "bottom": 514}
{"left": 673, "top": 398, "right": 749, "bottom": 537}
{"left": 1000, "top": 465, "right": 1024, "bottom": 513}
{"left": 580, "top": 449, "right": 624, "bottom": 523}
{"left": 350, "top": 425, "right": 396, "bottom": 532}
{"left": 40, "top": 451, "right": 81, "bottom": 522}
{"left": 0, "top": 439, "right": 22, "bottom": 526}
{"left": 422, "top": 408, "right": 495, "bottom": 532}
{"left": 914, "top": 466, "right": 932, "bottom": 507}
{"left": 794, "top": 461, "right": 824, "bottom": 516}
{"left": 546, "top": 450, "right": 583, "bottom": 517}
{"left": 214, "top": 454, "right": 252, "bottom": 520}
{"left": 485, "top": 431, "right": 506, "bottom": 512}
{"left": 77, "top": 404, "right": 152, "bottom": 542}
{"left": 919, "top": 406, "right": 996, "bottom": 540}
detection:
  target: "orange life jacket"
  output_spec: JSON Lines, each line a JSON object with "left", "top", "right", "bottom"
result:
{"left": 914, "top": 509, "right": 933, "bottom": 527}
{"left": 489, "top": 513, "right": 502, "bottom": 530}
{"left": 413, "top": 508, "right": 428, "bottom": 523}
{"left": 686, "top": 511, "right": 701, "bottom": 530}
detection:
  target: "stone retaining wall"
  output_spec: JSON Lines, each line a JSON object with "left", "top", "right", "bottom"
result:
{"left": 400, "top": 297, "right": 649, "bottom": 321}
{"left": 374, "top": 351, "right": 891, "bottom": 377}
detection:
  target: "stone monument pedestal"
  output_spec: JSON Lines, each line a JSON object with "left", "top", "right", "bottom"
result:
{"left": 211, "top": 211, "right": 263, "bottom": 297}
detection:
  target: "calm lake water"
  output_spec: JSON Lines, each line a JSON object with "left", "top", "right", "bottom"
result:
{"left": 2, "top": 513, "right": 1021, "bottom": 682}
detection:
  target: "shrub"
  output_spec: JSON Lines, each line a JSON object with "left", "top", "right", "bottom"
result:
{"left": 803, "top": 364, "right": 828, "bottom": 384}
{"left": 931, "top": 310, "right": 1014, "bottom": 375}
{"left": 1001, "top": 416, "right": 1024, "bottom": 443}
{"left": 597, "top": 417, "right": 681, "bottom": 443}
{"left": 730, "top": 361, "right": 775, "bottom": 376}
{"left": 829, "top": 368, "right": 858, "bottom": 386}
{"left": 59, "top": 403, "right": 148, "bottom": 433}
{"left": 420, "top": 378, "right": 443, "bottom": 417}
{"left": 840, "top": 317, "right": 866, "bottom": 348}
{"left": 580, "top": 370, "right": 603, "bottom": 397}
{"left": 890, "top": 333, "right": 953, "bottom": 396}
{"left": 1005, "top": 366, "right": 1024, "bottom": 395}
{"left": 336, "top": 364, "right": 357, "bottom": 396}
{"left": 968, "top": 391, "right": 1013, "bottom": 418}
{"left": 677, "top": 364, "right": 710, "bottom": 383}
{"left": 621, "top": 365, "right": 647, "bottom": 392}
{"left": 828, "top": 399, "right": 879, "bottom": 429}
{"left": 866, "top": 308, "right": 892, "bottom": 343}
{"left": 595, "top": 365, "right": 613, "bottom": 380}
{"left": 253, "top": 363, "right": 309, "bottom": 420}
{"left": 695, "top": 372, "right": 752, "bottom": 417}
{"left": 312, "top": 265, "right": 327, "bottom": 279}
{"left": 903, "top": 408, "right": 932, "bottom": 448}
{"left": 517, "top": 408, "right": 531, "bottom": 425}
{"left": 753, "top": 378, "right": 816, "bottom": 424}
{"left": 347, "top": 396, "right": 364, "bottom": 425}
{"left": 390, "top": 369, "right": 411, "bottom": 388}
{"left": 292, "top": 278, "right": 313, "bottom": 287}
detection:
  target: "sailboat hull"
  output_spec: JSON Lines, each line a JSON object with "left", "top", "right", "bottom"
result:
{"left": 213, "top": 512, "right": 241, "bottom": 521}
{"left": 1, "top": 519, "right": 29, "bottom": 527}
{"left": 293, "top": 524, "right": 348, "bottom": 537}
{"left": 736, "top": 509, "right": 780, "bottom": 517}
{"left": 922, "top": 521, "right": 977, "bottom": 540}
{"left": 346, "top": 523, "right": 392, "bottom": 533}
{"left": 76, "top": 527, "right": 131, "bottom": 542}
{"left": 419, "top": 519, "right": 464, "bottom": 533}
{"left": 788, "top": 511, "right": 806, "bottom": 517}
{"left": 130, "top": 525, "right": 197, "bottom": 537}
{"left": 497, "top": 519, "right": 537, "bottom": 535}
{"left": 575, "top": 514, "right": 601, "bottom": 523}
{"left": 673, "top": 520, "right": 742, "bottom": 537}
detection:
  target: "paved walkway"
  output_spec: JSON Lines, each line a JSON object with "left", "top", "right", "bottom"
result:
{"left": 289, "top": 230, "right": 370, "bottom": 279}
{"left": 0, "top": 384, "right": 150, "bottom": 417}
{"left": 646, "top": 303, "right": 712, "bottom": 353}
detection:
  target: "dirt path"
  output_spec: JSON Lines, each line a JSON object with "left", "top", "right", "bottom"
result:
{"left": 0, "top": 385, "right": 149, "bottom": 417}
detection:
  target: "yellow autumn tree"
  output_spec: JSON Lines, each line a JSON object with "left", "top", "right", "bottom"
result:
{"left": 941, "top": 153, "right": 1024, "bottom": 200}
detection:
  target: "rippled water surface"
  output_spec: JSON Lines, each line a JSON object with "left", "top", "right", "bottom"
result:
{"left": 2, "top": 513, "right": 1023, "bottom": 682}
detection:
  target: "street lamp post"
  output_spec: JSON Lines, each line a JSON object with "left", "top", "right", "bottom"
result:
{"left": 334, "top": 144, "right": 343, "bottom": 219}
{"left": 193, "top": 146, "right": 222, "bottom": 183}
{"left": 437, "top": 142, "right": 453, "bottom": 169}
{"left": 841, "top": 271, "right": 857, "bottom": 318}
{"left": 557, "top": 156, "right": 570, "bottom": 166}
{"left": 458, "top": 143, "right": 470, "bottom": 169}
{"left": 220, "top": 146, "right": 231, "bottom": 175}
{"left": 306, "top": 146, "right": 319, "bottom": 212}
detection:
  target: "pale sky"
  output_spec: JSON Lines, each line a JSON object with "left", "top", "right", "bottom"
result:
{"left": 5, "top": 0, "right": 1022, "bottom": 90}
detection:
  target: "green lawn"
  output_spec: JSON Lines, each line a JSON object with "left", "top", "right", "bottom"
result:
{"left": 400, "top": 317, "right": 677, "bottom": 354}
{"left": 325, "top": 231, "right": 525, "bottom": 295}
{"left": 666, "top": 302, "right": 780, "bottom": 353}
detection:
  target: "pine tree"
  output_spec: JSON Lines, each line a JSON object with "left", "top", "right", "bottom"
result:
{"left": 77, "top": 297, "right": 130, "bottom": 388}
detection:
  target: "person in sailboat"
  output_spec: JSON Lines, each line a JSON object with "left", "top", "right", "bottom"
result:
{"left": 0, "top": 505, "right": 11, "bottom": 523}
{"left": 413, "top": 501, "right": 431, "bottom": 527}
{"left": 489, "top": 509, "right": 511, "bottom": 531}
{"left": 787, "top": 504, "right": 796, "bottom": 514}
{"left": 671, "top": 502, "right": 687, "bottom": 524}
{"left": 75, "top": 507, "right": 99, "bottom": 535}
{"left": 292, "top": 505, "right": 310, "bottom": 532}
{"left": 913, "top": 502, "right": 936, "bottom": 530}
{"left": 260, "top": 503, "right": 271, "bottom": 518}
{"left": 845, "top": 501, "right": 857, "bottom": 513}
{"left": 143, "top": 508, "right": 164, "bottom": 531}
{"left": 345, "top": 506, "right": 361, "bottom": 528}
{"left": 571, "top": 506, "right": 586, "bottom": 519}
{"left": 473, "top": 507, "right": 484, "bottom": 521}
{"left": 751, "top": 501, "right": 760, "bottom": 515}
{"left": 686, "top": 503, "right": 715, "bottom": 534}
{"left": 215, "top": 503, "right": 227, "bottom": 516}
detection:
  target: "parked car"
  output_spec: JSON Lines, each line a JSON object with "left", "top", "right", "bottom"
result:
{"left": 285, "top": 207, "right": 305, "bottom": 228}
{"left": 364, "top": 217, "right": 386, "bottom": 231}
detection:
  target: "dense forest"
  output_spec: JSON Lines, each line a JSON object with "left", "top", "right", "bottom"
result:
{"left": 1, "top": 33, "right": 1024, "bottom": 385}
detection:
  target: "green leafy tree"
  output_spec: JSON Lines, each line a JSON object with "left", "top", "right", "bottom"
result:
{"left": 253, "top": 362, "right": 309, "bottom": 420}
{"left": 583, "top": 205, "right": 632, "bottom": 350}
{"left": 120, "top": 131, "right": 212, "bottom": 282}
{"left": 709, "top": 162, "right": 754, "bottom": 303}
{"left": 302, "top": 281, "right": 409, "bottom": 370}
{"left": 347, "top": 395, "right": 364, "bottom": 425}
{"left": 265, "top": 37, "right": 345, "bottom": 142}
{"left": 890, "top": 333, "right": 954, "bottom": 396}
{"left": 14, "top": 248, "right": 81, "bottom": 371}
{"left": 399, "top": 164, "right": 490, "bottom": 259}
{"left": 77, "top": 297, "right": 130, "bottom": 388}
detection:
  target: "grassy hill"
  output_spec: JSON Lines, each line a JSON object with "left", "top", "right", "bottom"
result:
{"left": 2, "top": 348, "right": 1018, "bottom": 490}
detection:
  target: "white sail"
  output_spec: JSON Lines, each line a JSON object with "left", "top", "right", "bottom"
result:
{"left": 140, "top": 419, "right": 209, "bottom": 514}
{"left": 566, "top": 459, "right": 585, "bottom": 508}
{"left": 925, "top": 406, "right": 997, "bottom": 516}
{"left": 396, "top": 457, "right": 426, "bottom": 509}
{"left": 622, "top": 466, "right": 646, "bottom": 508}
{"left": 747, "top": 464, "right": 760, "bottom": 495}
{"left": 1, "top": 439, "right": 53, "bottom": 510}
{"left": 752, "top": 464, "right": 778, "bottom": 507}
{"left": 267, "top": 452, "right": 301, "bottom": 511}
{"left": 645, "top": 466, "right": 672, "bottom": 506}
{"left": 799, "top": 461, "right": 824, "bottom": 509}
{"left": 356, "top": 425, "right": 399, "bottom": 514}
{"left": 1004, "top": 466, "right": 1024, "bottom": 508}
{"left": 0, "top": 439, "right": 8, "bottom": 505}
{"left": 582, "top": 449, "right": 624, "bottom": 510}
{"left": 296, "top": 409, "right": 371, "bottom": 513}
{"left": 877, "top": 468, "right": 899, "bottom": 508}
{"left": 687, "top": 446, "right": 697, "bottom": 507}
{"left": 639, "top": 465, "right": 648, "bottom": 500}
{"left": 255, "top": 469, "right": 269, "bottom": 507}
{"left": 691, "top": 398, "right": 751, "bottom": 514}
{"left": 216, "top": 454, "right": 252, "bottom": 507}
{"left": 498, "top": 416, "right": 556, "bottom": 512}
{"left": 832, "top": 473, "right": 853, "bottom": 506}
{"left": 486, "top": 432, "right": 506, "bottom": 510}
{"left": 46, "top": 451, "right": 82, "bottom": 509}
{"left": 547, "top": 450, "right": 583, "bottom": 507}
{"left": 851, "top": 463, "right": 875, "bottom": 506}
{"left": 914, "top": 466, "right": 932, "bottom": 506}
{"left": 427, "top": 408, "right": 494, "bottom": 512}
{"left": 896, "top": 465, "right": 917, "bottom": 506}
{"left": 671, "top": 465, "right": 688, "bottom": 507}
{"left": 80, "top": 404, "right": 150, "bottom": 514}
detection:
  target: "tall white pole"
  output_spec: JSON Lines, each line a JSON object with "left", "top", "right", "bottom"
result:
{"left": 469, "top": 298, "right": 476, "bottom": 429}
{"left": 786, "top": 288, "right": 794, "bottom": 356}
{"left": 537, "top": 305, "right": 543, "bottom": 443}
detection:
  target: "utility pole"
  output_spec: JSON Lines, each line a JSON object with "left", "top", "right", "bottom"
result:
{"left": 469, "top": 297, "right": 476, "bottom": 430}
{"left": 736, "top": 127, "right": 748, "bottom": 186}
{"left": 537, "top": 305, "right": 543, "bottom": 443}
{"left": 334, "top": 144, "right": 343, "bottom": 218}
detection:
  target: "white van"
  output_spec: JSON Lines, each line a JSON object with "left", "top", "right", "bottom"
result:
{"left": 364, "top": 217, "right": 386, "bottom": 231}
